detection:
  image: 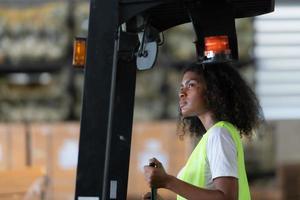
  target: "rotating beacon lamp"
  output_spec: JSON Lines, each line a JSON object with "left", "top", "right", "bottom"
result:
{"left": 74, "top": 0, "right": 275, "bottom": 200}
{"left": 202, "top": 35, "right": 232, "bottom": 63}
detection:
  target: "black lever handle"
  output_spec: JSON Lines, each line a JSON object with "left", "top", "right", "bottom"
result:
{"left": 149, "top": 162, "right": 157, "bottom": 200}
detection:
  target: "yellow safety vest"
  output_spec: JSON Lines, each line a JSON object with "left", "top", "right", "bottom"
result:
{"left": 177, "top": 121, "right": 251, "bottom": 200}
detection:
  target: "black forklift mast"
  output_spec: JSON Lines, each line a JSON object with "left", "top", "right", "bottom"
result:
{"left": 74, "top": 0, "right": 274, "bottom": 199}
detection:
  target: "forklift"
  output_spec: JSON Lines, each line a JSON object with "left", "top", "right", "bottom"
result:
{"left": 72, "top": 0, "right": 274, "bottom": 199}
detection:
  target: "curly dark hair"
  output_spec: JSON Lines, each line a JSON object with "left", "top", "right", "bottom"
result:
{"left": 177, "top": 61, "right": 264, "bottom": 138}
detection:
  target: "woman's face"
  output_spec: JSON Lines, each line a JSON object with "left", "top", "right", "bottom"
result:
{"left": 179, "top": 71, "right": 207, "bottom": 117}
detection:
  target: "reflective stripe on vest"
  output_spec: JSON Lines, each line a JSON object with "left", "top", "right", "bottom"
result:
{"left": 177, "top": 121, "right": 251, "bottom": 200}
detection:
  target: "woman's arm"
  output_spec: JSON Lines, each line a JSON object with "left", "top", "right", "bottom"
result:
{"left": 165, "top": 174, "right": 238, "bottom": 200}
{"left": 144, "top": 158, "right": 238, "bottom": 200}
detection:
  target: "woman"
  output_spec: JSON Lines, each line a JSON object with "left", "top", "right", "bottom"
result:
{"left": 143, "top": 61, "right": 263, "bottom": 200}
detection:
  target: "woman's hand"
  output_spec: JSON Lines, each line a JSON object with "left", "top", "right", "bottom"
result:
{"left": 143, "top": 158, "right": 171, "bottom": 189}
{"left": 142, "top": 192, "right": 164, "bottom": 200}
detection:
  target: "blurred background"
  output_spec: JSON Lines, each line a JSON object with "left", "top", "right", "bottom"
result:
{"left": 0, "top": 0, "right": 300, "bottom": 199}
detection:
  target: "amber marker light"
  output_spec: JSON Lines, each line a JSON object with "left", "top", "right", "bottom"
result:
{"left": 72, "top": 37, "right": 87, "bottom": 68}
{"left": 204, "top": 35, "right": 231, "bottom": 59}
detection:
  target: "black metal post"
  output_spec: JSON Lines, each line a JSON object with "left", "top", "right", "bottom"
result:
{"left": 75, "top": 0, "right": 120, "bottom": 199}
{"left": 75, "top": 0, "right": 138, "bottom": 199}
{"left": 105, "top": 58, "right": 137, "bottom": 199}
